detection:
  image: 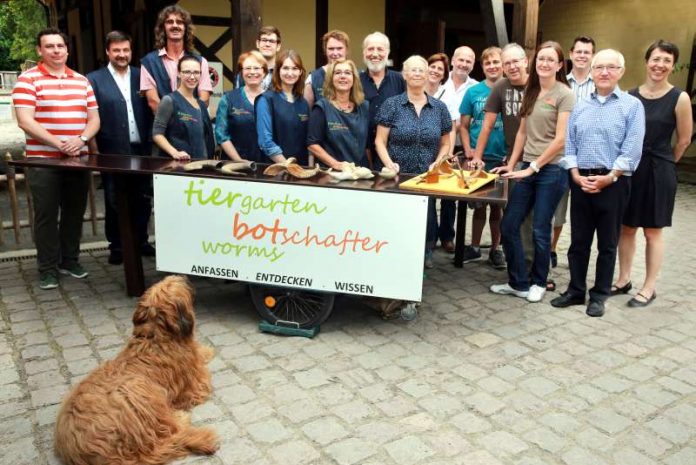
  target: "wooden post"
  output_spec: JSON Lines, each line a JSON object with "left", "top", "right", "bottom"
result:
{"left": 513, "top": 0, "right": 539, "bottom": 56}
{"left": 479, "top": 0, "right": 509, "bottom": 46}
{"left": 231, "top": 0, "right": 262, "bottom": 73}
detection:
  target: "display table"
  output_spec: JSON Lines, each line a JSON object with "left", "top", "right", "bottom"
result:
{"left": 11, "top": 154, "right": 508, "bottom": 296}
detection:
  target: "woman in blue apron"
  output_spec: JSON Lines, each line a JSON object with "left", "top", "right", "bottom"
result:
{"left": 215, "top": 50, "right": 266, "bottom": 162}
{"left": 307, "top": 59, "right": 369, "bottom": 169}
{"left": 152, "top": 56, "right": 214, "bottom": 160}
{"left": 255, "top": 50, "right": 310, "bottom": 165}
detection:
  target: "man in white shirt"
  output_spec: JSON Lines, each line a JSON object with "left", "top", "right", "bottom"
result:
{"left": 437, "top": 45, "right": 478, "bottom": 252}
{"left": 88, "top": 31, "right": 154, "bottom": 265}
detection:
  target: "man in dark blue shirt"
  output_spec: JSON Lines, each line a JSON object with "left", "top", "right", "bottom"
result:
{"left": 358, "top": 32, "right": 405, "bottom": 169}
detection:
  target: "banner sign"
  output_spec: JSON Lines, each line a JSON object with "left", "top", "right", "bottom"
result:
{"left": 154, "top": 175, "right": 428, "bottom": 301}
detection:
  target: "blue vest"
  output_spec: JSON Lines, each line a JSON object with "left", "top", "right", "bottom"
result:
{"left": 315, "top": 99, "right": 369, "bottom": 166}
{"left": 87, "top": 66, "right": 151, "bottom": 155}
{"left": 162, "top": 91, "right": 214, "bottom": 159}
{"left": 256, "top": 91, "right": 309, "bottom": 164}
{"left": 141, "top": 50, "right": 202, "bottom": 99}
{"left": 311, "top": 68, "right": 326, "bottom": 102}
{"left": 223, "top": 89, "right": 262, "bottom": 162}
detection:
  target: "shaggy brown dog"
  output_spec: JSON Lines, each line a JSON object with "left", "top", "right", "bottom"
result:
{"left": 54, "top": 275, "right": 218, "bottom": 465}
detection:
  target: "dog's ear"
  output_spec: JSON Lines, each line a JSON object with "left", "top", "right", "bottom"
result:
{"left": 177, "top": 299, "right": 193, "bottom": 337}
{"left": 132, "top": 303, "right": 156, "bottom": 338}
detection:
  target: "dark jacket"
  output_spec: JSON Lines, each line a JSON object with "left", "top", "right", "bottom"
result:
{"left": 87, "top": 65, "right": 151, "bottom": 155}
{"left": 140, "top": 50, "right": 202, "bottom": 99}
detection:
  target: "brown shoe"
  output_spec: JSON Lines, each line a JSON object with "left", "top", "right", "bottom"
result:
{"left": 442, "top": 240, "right": 455, "bottom": 253}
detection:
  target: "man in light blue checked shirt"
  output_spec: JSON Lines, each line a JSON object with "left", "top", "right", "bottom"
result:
{"left": 551, "top": 49, "right": 645, "bottom": 318}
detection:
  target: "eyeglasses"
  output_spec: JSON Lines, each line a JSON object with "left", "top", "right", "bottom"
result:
{"left": 591, "top": 65, "right": 622, "bottom": 72}
{"left": 243, "top": 66, "right": 263, "bottom": 72}
{"left": 180, "top": 70, "right": 201, "bottom": 77}
{"left": 537, "top": 57, "right": 558, "bottom": 64}
{"left": 334, "top": 70, "right": 353, "bottom": 77}
{"left": 258, "top": 38, "right": 278, "bottom": 44}
{"left": 503, "top": 58, "right": 525, "bottom": 68}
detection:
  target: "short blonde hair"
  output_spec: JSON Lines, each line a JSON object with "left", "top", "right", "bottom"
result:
{"left": 480, "top": 46, "right": 502, "bottom": 63}
{"left": 402, "top": 55, "right": 428, "bottom": 76}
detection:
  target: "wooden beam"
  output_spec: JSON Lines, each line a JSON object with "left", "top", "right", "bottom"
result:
{"left": 231, "top": 0, "right": 261, "bottom": 72}
{"left": 512, "top": 0, "right": 538, "bottom": 55}
{"left": 479, "top": 0, "right": 509, "bottom": 46}
{"left": 315, "top": 0, "right": 328, "bottom": 68}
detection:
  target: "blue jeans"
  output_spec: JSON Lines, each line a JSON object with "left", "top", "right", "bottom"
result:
{"left": 501, "top": 163, "right": 568, "bottom": 291}
{"left": 437, "top": 199, "right": 456, "bottom": 242}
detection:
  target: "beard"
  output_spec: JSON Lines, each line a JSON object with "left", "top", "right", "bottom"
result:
{"left": 365, "top": 59, "right": 387, "bottom": 73}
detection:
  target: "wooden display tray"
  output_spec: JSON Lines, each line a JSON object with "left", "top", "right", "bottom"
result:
{"left": 399, "top": 170, "right": 499, "bottom": 195}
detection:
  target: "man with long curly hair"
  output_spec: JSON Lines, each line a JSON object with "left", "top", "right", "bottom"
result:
{"left": 140, "top": 5, "right": 212, "bottom": 113}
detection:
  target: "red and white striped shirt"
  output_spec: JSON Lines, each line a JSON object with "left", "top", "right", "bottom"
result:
{"left": 12, "top": 63, "right": 98, "bottom": 158}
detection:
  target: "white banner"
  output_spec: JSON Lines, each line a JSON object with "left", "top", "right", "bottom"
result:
{"left": 154, "top": 175, "right": 429, "bottom": 301}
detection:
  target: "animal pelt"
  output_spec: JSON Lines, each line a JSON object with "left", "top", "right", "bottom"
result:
{"left": 54, "top": 275, "right": 218, "bottom": 465}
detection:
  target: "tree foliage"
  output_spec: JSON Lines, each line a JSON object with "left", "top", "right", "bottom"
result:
{"left": 0, "top": 0, "right": 47, "bottom": 70}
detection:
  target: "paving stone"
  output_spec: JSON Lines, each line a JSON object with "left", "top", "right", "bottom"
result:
{"left": 666, "top": 447, "right": 696, "bottom": 465}
{"left": 0, "top": 435, "right": 40, "bottom": 465}
{"left": 562, "top": 446, "right": 609, "bottom": 465}
{"left": 646, "top": 416, "right": 693, "bottom": 444}
{"left": 333, "top": 399, "right": 377, "bottom": 423}
{"left": 246, "top": 418, "right": 292, "bottom": 444}
{"left": 519, "top": 376, "right": 561, "bottom": 397}
{"left": 293, "top": 367, "right": 330, "bottom": 389}
{"left": 523, "top": 427, "right": 567, "bottom": 453}
{"left": 450, "top": 411, "right": 492, "bottom": 433}
{"left": 612, "top": 448, "right": 658, "bottom": 465}
{"left": 464, "top": 391, "right": 505, "bottom": 415}
{"left": 478, "top": 430, "right": 529, "bottom": 455}
{"left": 268, "top": 440, "right": 320, "bottom": 465}
{"left": 302, "top": 417, "right": 349, "bottom": 445}
{"left": 24, "top": 358, "right": 59, "bottom": 375}
{"left": 384, "top": 436, "right": 435, "bottom": 464}
{"left": 325, "top": 438, "right": 377, "bottom": 465}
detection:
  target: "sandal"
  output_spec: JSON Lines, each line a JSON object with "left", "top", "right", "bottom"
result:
{"left": 627, "top": 291, "right": 656, "bottom": 308}
{"left": 611, "top": 281, "right": 632, "bottom": 296}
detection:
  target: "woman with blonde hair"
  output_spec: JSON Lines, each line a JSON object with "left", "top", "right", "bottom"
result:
{"left": 307, "top": 59, "right": 369, "bottom": 168}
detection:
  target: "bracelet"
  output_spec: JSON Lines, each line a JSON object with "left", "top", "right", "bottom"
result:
{"left": 530, "top": 161, "right": 540, "bottom": 173}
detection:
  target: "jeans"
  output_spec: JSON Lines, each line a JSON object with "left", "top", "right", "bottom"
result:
{"left": 28, "top": 167, "right": 89, "bottom": 274}
{"left": 501, "top": 163, "right": 568, "bottom": 291}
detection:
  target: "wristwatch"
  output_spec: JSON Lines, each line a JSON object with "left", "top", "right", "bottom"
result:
{"left": 79, "top": 135, "right": 88, "bottom": 143}
{"left": 529, "top": 161, "right": 540, "bottom": 173}
{"left": 609, "top": 172, "right": 619, "bottom": 183}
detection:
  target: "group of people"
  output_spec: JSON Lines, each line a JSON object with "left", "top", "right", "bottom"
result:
{"left": 11, "top": 5, "right": 693, "bottom": 320}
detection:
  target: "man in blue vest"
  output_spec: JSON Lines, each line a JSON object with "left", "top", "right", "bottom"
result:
{"left": 140, "top": 5, "right": 212, "bottom": 113}
{"left": 88, "top": 31, "right": 154, "bottom": 265}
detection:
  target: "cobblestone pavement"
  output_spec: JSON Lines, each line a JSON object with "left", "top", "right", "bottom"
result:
{"left": 1, "top": 185, "right": 695, "bottom": 465}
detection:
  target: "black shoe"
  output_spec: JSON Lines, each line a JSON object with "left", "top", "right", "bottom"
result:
{"left": 141, "top": 243, "right": 156, "bottom": 257}
{"left": 462, "top": 246, "right": 482, "bottom": 263}
{"left": 550, "top": 251, "right": 558, "bottom": 268}
{"left": 108, "top": 249, "right": 123, "bottom": 265}
{"left": 586, "top": 300, "right": 605, "bottom": 317}
{"left": 610, "top": 281, "right": 632, "bottom": 296}
{"left": 550, "top": 292, "right": 585, "bottom": 308}
{"left": 627, "top": 291, "right": 656, "bottom": 308}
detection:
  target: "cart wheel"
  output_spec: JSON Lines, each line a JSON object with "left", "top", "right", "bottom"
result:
{"left": 248, "top": 285, "right": 335, "bottom": 329}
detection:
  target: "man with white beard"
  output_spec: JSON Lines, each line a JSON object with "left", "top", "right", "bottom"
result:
{"left": 359, "top": 32, "right": 405, "bottom": 168}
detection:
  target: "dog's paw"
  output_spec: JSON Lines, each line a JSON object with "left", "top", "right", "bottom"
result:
{"left": 187, "top": 427, "right": 219, "bottom": 455}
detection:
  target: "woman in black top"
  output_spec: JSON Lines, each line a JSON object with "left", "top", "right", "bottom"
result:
{"left": 613, "top": 40, "right": 693, "bottom": 307}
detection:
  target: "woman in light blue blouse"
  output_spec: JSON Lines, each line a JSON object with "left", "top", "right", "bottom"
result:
{"left": 375, "top": 55, "right": 453, "bottom": 268}
{"left": 215, "top": 50, "right": 266, "bottom": 162}
{"left": 255, "top": 50, "right": 310, "bottom": 165}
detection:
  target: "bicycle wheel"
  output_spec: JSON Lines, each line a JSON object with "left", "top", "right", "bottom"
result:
{"left": 248, "top": 284, "right": 335, "bottom": 328}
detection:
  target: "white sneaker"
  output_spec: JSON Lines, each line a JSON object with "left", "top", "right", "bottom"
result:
{"left": 489, "top": 283, "right": 529, "bottom": 298}
{"left": 526, "top": 284, "right": 546, "bottom": 303}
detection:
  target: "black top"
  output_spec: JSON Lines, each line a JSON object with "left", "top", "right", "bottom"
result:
{"left": 629, "top": 87, "right": 681, "bottom": 162}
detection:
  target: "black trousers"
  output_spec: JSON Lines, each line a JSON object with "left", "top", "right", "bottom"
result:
{"left": 567, "top": 176, "right": 630, "bottom": 303}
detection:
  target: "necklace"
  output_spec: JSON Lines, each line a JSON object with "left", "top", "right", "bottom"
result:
{"left": 333, "top": 99, "right": 354, "bottom": 113}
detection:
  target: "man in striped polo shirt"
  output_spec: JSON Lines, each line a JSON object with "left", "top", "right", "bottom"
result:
{"left": 12, "top": 28, "right": 100, "bottom": 290}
